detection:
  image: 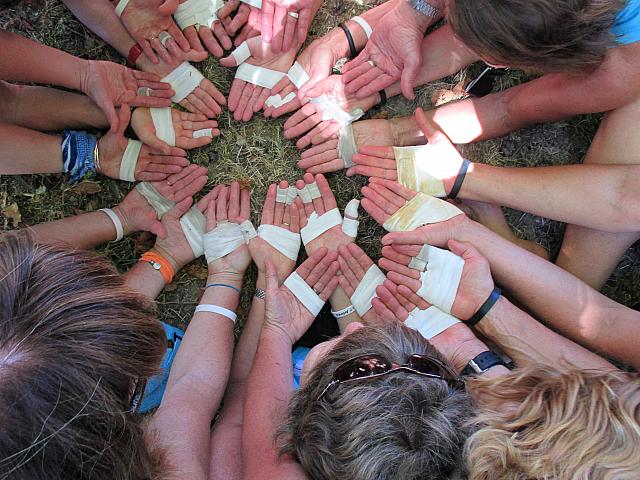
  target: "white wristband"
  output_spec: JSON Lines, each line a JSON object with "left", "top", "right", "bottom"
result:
{"left": 99, "top": 208, "right": 124, "bottom": 241}
{"left": 351, "top": 16, "right": 373, "bottom": 39}
{"left": 284, "top": 272, "right": 325, "bottom": 316}
{"left": 195, "top": 303, "right": 237, "bottom": 323}
{"left": 331, "top": 305, "right": 356, "bottom": 319}
{"left": 115, "top": 0, "right": 131, "bottom": 17}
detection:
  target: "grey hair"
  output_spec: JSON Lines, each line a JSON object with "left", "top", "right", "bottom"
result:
{"left": 279, "top": 322, "right": 473, "bottom": 480}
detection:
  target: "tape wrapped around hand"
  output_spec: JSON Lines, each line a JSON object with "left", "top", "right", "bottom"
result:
{"left": 204, "top": 222, "right": 245, "bottom": 263}
{"left": 284, "top": 272, "right": 325, "bottom": 316}
{"left": 174, "top": 0, "right": 224, "bottom": 30}
{"left": 415, "top": 245, "right": 464, "bottom": 314}
{"left": 408, "top": 244, "right": 430, "bottom": 271}
{"left": 265, "top": 91, "right": 297, "bottom": 108}
{"left": 287, "top": 62, "right": 311, "bottom": 89}
{"left": 341, "top": 199, "right": 359, "bottom": 238}
{"left": 119, "top": 138, "right": 142, "bottom": 182}
{"left": 338, "top": 124, "right": 358, "bottom": 168}
{"left": 382, "top": 192, "right": 463, "bottom": 232}
{"left": 350, "top": 264, "right": 386, "bottom": 316}
{"left": 300, "top": 208, "right": 342, "bottom": 245}
{"left": 394, "top": 146, "right": 455, "bottom": 198}
{"left": 150, "top": 107, "right": 176, "bottom": 147}
{"left": 405, "top": 306, "right": 460, "bottom": 339}
{"left": 235, "top": 63, "right": 285, "bottom": 89}
{"left": 309, "top": 95, "right": 364, "bottom": 126}
{"left": 161, "top": 62, "right": 205, "bottom": 103}
{"left": 230, "top": 41, "right": 251, "bottom": 65}
{"left": 257, "top": 224, "right": 301, "bottom": 261}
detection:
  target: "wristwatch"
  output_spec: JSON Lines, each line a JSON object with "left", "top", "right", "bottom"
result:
{"left": 255, "top": 288, "right": 266, "bottom": 300}
{"left": 407, "top": 0, "right": 440, "bottom": 18}
{"left": 461, "top": 351, "right": 506, "bottom": 376}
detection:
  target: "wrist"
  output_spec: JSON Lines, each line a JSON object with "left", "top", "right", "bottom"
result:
{"left": 449, "top": 337, "right": 490, "bottom": 374}
{"left": 207, "top": 271, "right": 244, "bottom": 285}
{"left": 400, "top": 0, "right": 435, "bottom": 30}
{"left": 77, "top": 59, "right": 92, "bottom": 96}
{"left": 111, "top": 204, "right": 135, "bottom": 236}
{"left": 150, "top": 245, "right": 181, "bottom": 273}
{"left": 262, "top": 322, "right": 295, "bottom": 347}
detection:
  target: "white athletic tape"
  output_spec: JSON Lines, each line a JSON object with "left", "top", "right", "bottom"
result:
{"left": 307, "top": 182, "right": 321, "bottom": 199}
{"left": 309, "top": 95, "right": 364, "bottom": 126}
{"left": 383, "top": 193, "right": 463, "bottom": 232}
{"left": 286, "top": 186, "right": 298, "bottom": 204}
{"left": 405, "top": 306, "right": 460, "bottom": 339}
{"left": 240, "top": 0, "right": 262, "bottom": 8}
{"left": 394, "top": 146, "right": 453, "bottom": 198}
{"left": 350, "top": 264, "right": 386, "bottom": 316}
{"left": 287, "top": 62, "right": 311, "bottom": 89}
{"left": 300, "top": 208, "right": 342, "bottom": 245}
{"left": 235, "top": 63, "right": 285, "bottom": 89}
{"left": 416, "top": 245, "right": 464, "bottom": 314}
{"left": 341, "top": 199, "right": 360, "bottom": 238}
{"left": 297, "top": 185, "right": 311, "bottom": 203}
{"left": 135, "top": 182, "right": 205, "bottom": 257}
{"left": 150, "top": 107, "right": 176, "bottom": 147}
{"left": 230, "top": 42, "right": 251, "bottom": 66}
{"left": 265, "top": 91, "right": 296, "bottom": 108}
{"left": 284, "top": 272, "right": 325, "bottom": 316}
{"left": 351, "top": 16, "right": 373, "bottom": 39}
{"left": 174, "top": 0, "right": 224, "bottom": 30}
{"left": 161, "top": 62, "right": 205, "bottom": 103}
{"left": 240, "top": 219, "right": 257, "bottom": 241}
{"left": 338, "top": 124, "right": 358, "bottom": 168}
{"left": 195, "top": 304, "right": 237, "bottom": 323}
{"left": 99, "top": 208, "right": 124, "bottom": 241}
{"left": 204, "top": 222, "right": 245, "bottom": 263}
{"left": 119, "top": 138, "right": 141, "bottom": 182}
{"left": 193, "top": 128, "right": 213, "bottom": 139}
{"left": 258, "top": 224, "right": 301, "bottom": 261}
{"left": 408, "top": 244, "right": 430, "bottom": 271}
{"left": 115, "top": 0, "right": 130, "bottom": 17}
{"left": 276, "top": 187, "right": 289, "bottom": 203}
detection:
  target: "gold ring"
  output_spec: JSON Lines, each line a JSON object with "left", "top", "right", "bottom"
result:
{"left": 367, "top": 60, "right": 376, "bottom": 68}
{"left": 283, "top": 222, "right": 290, "bottom": 226}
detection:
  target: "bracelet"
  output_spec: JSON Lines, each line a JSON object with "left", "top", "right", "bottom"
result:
{"left": 351, "top": 16, "right": 373, "bottom": 39}
{"left": 448, "top": 159, "right": 471, "bottom": 200}
{"left": 331, "top": 305, "right": 355, "bottom": 319}
{"left": 140, "top": 251, "right": 175, "bottom": 284}
{"left": 376, "top": 89, "right": 387, "bottom": 108}
{"left": 99, "top": 208, "right": 124, "bottom": 242}
{"left": 205, "top": 283, "right": 241, "bottom": 294}
{"left": 127, "top": 43, "right": 143, "bottom": 67}
{"left": 339, "top": 23, "right": 358, "bottom": 60}
{"left": 115, "top": 0, "right": 131, "bottom": 17}
{"left": 466, "top": 287, "right": 501, "bottom": 326}
{"left": 254, "top": 288, "right": 266, "bottom": 300}
{"left": 195, "top": 304, "right": 237, "bottom": 323}
{"left": 407, "top": 0, "right": 440, "bottom": 18}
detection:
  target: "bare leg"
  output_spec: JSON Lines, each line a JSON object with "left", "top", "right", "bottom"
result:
{"left": 557, "top": 97, "right": 640, "bottom": 289}
{"left": 0, "top": 81, "right": 108, "bottom": 131}
{"left": 0, "top": 123, "right": 63, "bottom": 174}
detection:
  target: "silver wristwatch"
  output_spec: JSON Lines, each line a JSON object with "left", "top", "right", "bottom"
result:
{"left": 255, "top": 288, "right": 266, "bottom": 300}
{"left": 408, "top": 0, "right": 440, "bottom": 18}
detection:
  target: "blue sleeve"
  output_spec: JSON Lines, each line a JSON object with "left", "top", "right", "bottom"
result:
{"left": 613, "top": 0, "right": 640, "bottom": 45}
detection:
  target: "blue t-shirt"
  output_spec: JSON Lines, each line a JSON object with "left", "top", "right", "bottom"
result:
{"left": 613, "top": 0, "right": 640, "bottom": 44}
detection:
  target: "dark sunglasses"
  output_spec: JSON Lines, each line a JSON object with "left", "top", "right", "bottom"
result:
{"left": 465, "top": 66, "right": 508, "bottom": 97}
{"left": 317, "top": 353, "right": 465, "bottom": 401}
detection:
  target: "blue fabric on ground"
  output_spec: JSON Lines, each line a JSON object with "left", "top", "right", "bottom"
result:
{"left": 292, "top": 346, "right": 311, "bottom": 390}
{"left": 614, "top": 0, "right": 640, "bottom": 44}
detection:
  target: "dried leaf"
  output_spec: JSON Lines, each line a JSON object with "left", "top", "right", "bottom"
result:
{"left": 186, "top": 263, "right": 208, "bottom": 280}
{"left": 2, "top": 202, "right": 22, "bottom": 228}
{"left": 69, "top": 181, "right": 102, "bottom": 195}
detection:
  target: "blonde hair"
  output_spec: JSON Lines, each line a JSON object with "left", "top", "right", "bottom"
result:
{"left": 465, "top": 365, "right": 640, "bottom": 480}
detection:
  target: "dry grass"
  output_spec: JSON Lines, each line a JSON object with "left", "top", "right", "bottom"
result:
{"left": 1, "top": 0, "right": 638, "bottom": 337}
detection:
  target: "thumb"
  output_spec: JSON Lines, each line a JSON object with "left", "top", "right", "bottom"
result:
{"left": 150, "top": 219, "right": 169, "bottom": 239}
{"left": 414, "top": 107, "right": 452, "bottom": 145}
{"left": 400, "top": 58, "right": 419, "bottom": 100}
{"left": 158, "top": 0, "right": 178, "bottom": 15}
{"left": 447, "top": 239, "right": 477, "bottom": 260}
{"left": 220, "top": 39, "right": 254, "bottom": 67}
{"left": 117, "top": 104, "right": 131, "bottom": 135}
{"left": 265, "top": 260, "right": 279, "bottom": 291}
{"left": 104, "top": 101, "right": 120, "bottom": 132}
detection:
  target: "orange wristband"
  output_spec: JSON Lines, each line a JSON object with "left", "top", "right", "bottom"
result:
{"left": 140, "top": 251, "right": 175, "bottom": 284}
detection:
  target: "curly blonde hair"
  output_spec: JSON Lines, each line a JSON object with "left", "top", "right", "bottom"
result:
{"left": 465, "top": 365, "right": 640, "bottom": 480}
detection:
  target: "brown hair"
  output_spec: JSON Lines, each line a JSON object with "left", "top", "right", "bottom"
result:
{"left": 466, "top": 365, "right": 640, "bottom": 479}
{"left": 447, "top": 0, "right": 624, "bottom": 73}
{"left": 0, "top": 232, "right": 166, "bottom": 479}
{"left": 280, "top": 322, "right": 473, "bottom": 480}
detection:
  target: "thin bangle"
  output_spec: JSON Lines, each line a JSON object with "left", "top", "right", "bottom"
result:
{"left": 466, "top": 287, "right": 501, "bottom": 326}
{"left": 205, "top": 283, "right": 241, "bottom": 294}
{"left": 339, "top": 23, "right": 358, "bottom": 60}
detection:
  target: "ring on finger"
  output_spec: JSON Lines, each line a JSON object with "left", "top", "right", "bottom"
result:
{"left": 283, "top": 222, "right": 290, "bottom": 227}
{"left": 313, "top": 285, "right": 322, "bottom": 294}
{"left": 159, "top": 31, "right": 172, "bottom": 47}
{"left": 288, "top": 11, "right": 299, "bottom": 18}
{"left": 137, "top": 87, "right": 151, "bottom": 96}
{"left": 367, "top": 60, "right": 376, "bottom": 68}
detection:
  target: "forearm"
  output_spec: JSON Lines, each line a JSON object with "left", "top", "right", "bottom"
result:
{"left": 122, "top": 260, "right": 167, "bottom": 299}
{"left": 328, "top": 286, "right": 362, "bottom": 332}
{"left": 0, "top": 32, "right": 84, "bottom": 90}
{"left": 0, "top": 123, "right": 63, "bottom": 174}
{"left": 458, "top": 220, "right": 640, "bottom": 369}
{"left": 461, "top": 163, "right": 640, "bottom": 232}
{"left": 243, "top": 327, "right": 308, "bottom": 479}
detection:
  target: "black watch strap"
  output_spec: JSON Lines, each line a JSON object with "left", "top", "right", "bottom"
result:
{"left": 461, "top": 351, "right": 506, "bottom": 376}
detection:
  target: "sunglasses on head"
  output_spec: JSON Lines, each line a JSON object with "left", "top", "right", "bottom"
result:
{"left": 317, "top": 353, "right": 465, "bottom": 401}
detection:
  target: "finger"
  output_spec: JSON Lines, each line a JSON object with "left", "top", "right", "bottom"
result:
{"left": 197, "top": 184, "right": 224, "bottom": 211}
{"left": 165, "top": 196, "right": 193, "bottom": 220}
{"left": 400, "top": 57, "right": 419, "bottom": 100}
{"left": 206, "top": 196, "right": 217, "bottom": 231}
{"left": 303, "top": 249, "right": 338, "bottom": 285}
{"left": 381, "top": 245, "right": 412, "bottom": 268}
{"left": 371, "top": 296, "right": 399, "bottom": 322}
{"left": 374, "top": 285, "right": 409, "bottom": 321}
{"left": 296, "top": 178, "right": 314, "bottom": 217}
{"left": 254, "top": 88, "right": 271, "bottom": 112}
{"left": 346, "top": 163, "right": 397, "bottom": 180}
{"left": 150, "top": 38, "right": 173, "bottom": 64}
{"left": 289, "top": 199, "right": 301, "bottom": 233}
{"left": 270, "top": 4, "right": 287, "bottom": 52}
{"left": 337, "top": 245, "right": 360, "bottom": 290}
{"left": 168, "top": 23, "right": 191, "bottom": 52}
{"left": 352, "top": 153, "right": 397, "bottom": 170}
{"left": 240, "top": 187, "right": 251, "bottom": 220}
{"left": 358, "top": 145, "right": 395, "bottom": 159}
{"left": 299, "top": 138, "right": 338, "bottom": 159}
{"left": 199, "top": 26, "right": 224, "bottom": 57}
{"left": 390, "top": 244, "right": 422, "bottom": 257}
{"left": 387, "top": 271, "right": 422, "bottom": 293}
{"left": 350, "top": 73, "right": 395, "bottom": 99}
{"left": 194, "top": 87, "right": 222, "bottom": 116}
{"left": 347, "top": 242, "right": 374, "bottom": 274}
{"left": 369, "top": 177, "right": 418, "bottom": 202}
{"left": 367, "top": 182, "right": 406, "bottom": 209}
{"left": 228, "top": 78, "right": 246, "bottom": 111}
{"left": 414, "top": 107, "right": 453, "bottom": 146}
{"left": 137, "top": 172, "right": 169, "bottom": 182}
{"left": 217, "top": 0, "right": 241, "bottom": 22}
{"left": 314, "top": 173, "right": 337, "bottom": 211}
{"left": 281, "top": 10, "right": 297, "bottom": 52}
{"left": 296, "top": 7, "right": 312, "bottom": 45}
{"left": 397, "top": 284, "right": 430, "bottom": 311}
{"left": 265, "top": 259, "right": 279, "bottom": 292}
{"left": 143, "top": 160, "right": 187, "bottom": 174}
{"left": 140, "top": 39, "right": 159, "bottom": 64}
{"left": 337, "top": 274, "right": 355, "bottom": 297}
{"left": 283, "top": 102, "right": 319, "bottom": 132}
{"left": 270, "top": 93, "right": 302, "bottom": 118}
{"left": 170, "top": 166, "right": 208, "bottom": 198}
{"left": 306, "top": 159, "right": 345, "bottom": 175}
{"left": 360, "top": 186, "right": 399, "bottom": 216}
{"left": 296, "top": 246, "right": 328, "bottom": 279}
{"left": 341, "top": 48, "right": 368, "bottom": 75}
{"left": 305, "top": 172, "right": 324, "bottom": 215}
{"left": 226, "top": 4, "right": 250, "bottom": 34}
{"left": 200, "top": 79, "right": 226, "bottom": 106}
{"left": 360, "top": 198, "right": 391, "bottom": 225}
{"left": 310, "top": 122, "right": 341, "bottom": 146}
{"left": 102, "top": 100, "right": 120, "bottom": 132}
{"left": 216, "top": 185, "right": 229, "bottom": 222}
{"left": 274, "top": 179, "right": 287, "bottom": 225}
{"left": 261, "top": 183, "right": 277, "bottom": 224}
{"left": 315, "top": 261, "right": 340, "bottom": 299}
{"left": 186, "top": 92, "right": 215, "bottom": 117}
{"left": 378, "top": 257, "right": 420, "bottom": 279}
{"left": 261, "top": 0, "right": 276, "bottom": 44}
{"left": 184, "top": 26, "right": 206, "bottom": 52}
{"left": 234, "top": 82, "right": 255, "bottom": 121}
{"left": 228, "top": 180, "right": 241, "bottom": 220}
{"left": 212, "top": 21, "right": 233, "bottom": 50}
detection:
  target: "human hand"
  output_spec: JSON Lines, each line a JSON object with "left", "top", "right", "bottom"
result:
{"left": 336, "top": 243, "right": 386, "bottom": 326}
{"left": 297, "top": 173, "right": 354, "bottom": 255}
{"left": 260, "top": 0, "right": 315, "bottom": 52}
{"left": 225, "top": 4, "right": 261, "bottom": 45}
{"left": 131, "top": 107, "right": 220, "bottom": 151}
{"left": 220, "top": 36, "right": 300, "bottom": 121}
{"left": 204, "top": 182, "right": 252, "bottom": 277}
{"left": 249, "top": 181, "right": 301, "bottom": 280}
{"left": 380, "top": 239, "right": 494, "bottom": 321}
{"left": 119, "top": 0, "right": 190, "bottom": 64}
{"left": 264, "top": 247, "right": 339, "bottom": 344}
{"left": 97, "top": 105, "right": 190, "bottom": 181}
{"left": 152, "top": 195, "right": 198, "bottom": 271}
{"left": 178, "top": 0, "right": 238, "bottom": 57}
{"left": 79, "top": 60, "right": 173, "bottom": 131}
{"left": 342, "top": 0, "right": 434, "bottom": 100}
{"left": 283, "top": 75, "right": 378, "bottom": 149}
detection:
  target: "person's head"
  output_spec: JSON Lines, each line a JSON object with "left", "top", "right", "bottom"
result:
{"left": 280, "top": 322, "right": 473, "bottom": 480}
{"left": 447, "top": 0, "right": 624, "bottom": 73}
{"left": 465, "top": 365, "right": 640, "bottom": 479}
{"left": 0, "top": 232, "right": 166, "bottom": 479}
